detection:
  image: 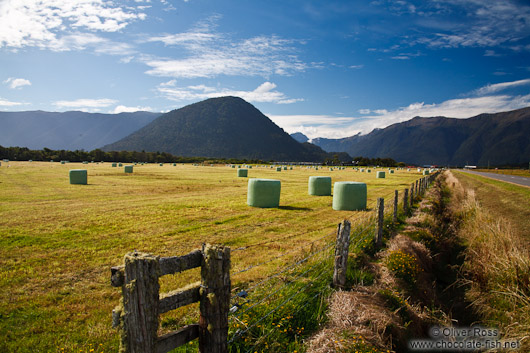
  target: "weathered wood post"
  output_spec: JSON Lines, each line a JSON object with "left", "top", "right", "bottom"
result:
{"left": 375, "top": 198, "right": 384, "bottom": 249}
{"left": 333, "top": 220, "right": 351, "bottom": 288}
{"left": 403, "top": 188, "right": 409, "bottom": 215}
{"left": 393, "top": 190, "right": 398, "bottom": 224}
{"left": 199, "top": 244, "right": 231, "bottom": 353}
{"left": 120, "top": 252, "right": 160, "bottom": 353}
{"left": 410, "top": 183, "right": 415, "bottom": 208}
{"left": 415, "top": 180, "right": 419, "bottom": 197}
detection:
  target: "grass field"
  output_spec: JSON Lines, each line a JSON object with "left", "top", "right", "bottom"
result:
{"left": 0, "top": 162, "right": 426, "bottom": 352}
{"left": 474, "top": 168, "right": 530, "bottom": 177}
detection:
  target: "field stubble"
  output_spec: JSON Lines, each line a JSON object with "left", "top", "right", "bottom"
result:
{"left": 0, "top": 162, "right": 423, "bottom": 352}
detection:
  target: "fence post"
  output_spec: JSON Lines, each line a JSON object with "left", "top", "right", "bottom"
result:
{"left": 403, "top": 188, "right": 409, "bottom": 215}
{"left": 410, "top": 184, "right": 415, "bottom": 208}
{"left": 415, "top": 180, "right": 418, "bottom": 196}
{"left": 199, "top": 244, "right": 231, "bottom": 353}
{"left": 333, "top": 220, "right": 351, "bottom": 289}
{"left": 393, "top": 190, "right": 398, "bottom": 224}
{"left": 375, "top": 198, "right": 384, "bottom": 249}
{"left": 121, "top": 252, "right": 160, "bottom": 353}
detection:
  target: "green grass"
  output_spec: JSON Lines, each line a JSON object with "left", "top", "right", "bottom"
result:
{"left": 0, "top": 162, "right": 425, "bottom": 352}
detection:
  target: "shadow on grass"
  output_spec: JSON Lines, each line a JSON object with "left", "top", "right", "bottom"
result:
{"left": 279, "top": 205, "right": 313, "bottom": 211}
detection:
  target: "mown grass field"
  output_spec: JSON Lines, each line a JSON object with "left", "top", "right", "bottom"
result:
{"left": 0, "top": 162, "right": 425, "bottom": 352}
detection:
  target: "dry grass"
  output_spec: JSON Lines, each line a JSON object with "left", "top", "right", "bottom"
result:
{"left": 448, "top": 171, "right": 530, "bottom": 349}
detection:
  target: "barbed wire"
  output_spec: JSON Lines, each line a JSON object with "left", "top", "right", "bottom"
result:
{"left": 229, "top": 242, "right": 334, "bottom": 320}
{"left": 228, "top": 265, "right": 332, "bottom": 345}
{"left": 230, "top": 228, "right": 336, "bottom": 277}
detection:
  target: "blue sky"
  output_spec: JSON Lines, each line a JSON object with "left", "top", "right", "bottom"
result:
{"left": 1, "top": 0, "right": 530, "bottom": 139}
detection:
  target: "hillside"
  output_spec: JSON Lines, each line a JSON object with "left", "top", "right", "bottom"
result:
{"left": 312, "top": 107, "right": 530, "bottom": 166}
{"left": 103, "top": 96, "right": 346, "bottom": 162}
{"left": 290, "top": 132, "right": 309, "bottom": 143}
{"left": 0, "top": 110, "right": 160, "bottom": 151}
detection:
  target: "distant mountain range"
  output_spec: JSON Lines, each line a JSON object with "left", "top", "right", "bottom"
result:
{"left": 311, "top": 107, "right": 530, "bottom": 166}
{"left": 0, "top": 110, "right": 160, "bottom": 151}
{"left": 103, "top": 96, "right": 350, "bottom": 162}
{"left": 3, "top": 100, "right": 528, "bottom": 165}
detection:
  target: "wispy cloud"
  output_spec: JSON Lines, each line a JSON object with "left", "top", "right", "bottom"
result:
{"left": 144, "top": 16, "right": 308, "bottom": 78}
{"left": 473, "top": 78, "right": 530, "bottom": 95}
{"left": 3, "top": 77, "right": 31, "bottom": 89}
{"left": 53, "top": 98, "right": 118, "bottom": 111}
{"left": 269, "top": 79, "right": 530, "bottom": 139}
{"left": 0, "top": 0, "right": 145, "bottom": 51}
{"left": 157, "top": 81, "right": 303, "bottom": 105}
{"left": 0, "top": 97, "right": 26, "bottom": 107}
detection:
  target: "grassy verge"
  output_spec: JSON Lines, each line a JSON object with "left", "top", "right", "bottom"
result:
{"left": 448, "top": 171, "right": 530, "bottom": 350}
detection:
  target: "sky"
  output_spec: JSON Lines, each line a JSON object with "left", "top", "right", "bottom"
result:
{"left": 1, "top": 0, "right": 530, "bottom": 139}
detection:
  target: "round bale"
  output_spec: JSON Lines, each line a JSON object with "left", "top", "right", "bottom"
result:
{"left": 247, "top": 178, "right": 281, "bottom": 208}
{"left": 112, "top": 163, "right": 117, "bottom": 167}
{"left": 390, "top": 170, "right": 395, "bottom": 174}
{"left": 308, "top": 176, "right": 332, "bottom": 196}
{"left": 238, "top": 168, "right": 248, "bottom": 177}
{"left": 423, "top": 170, "right": 430, "bottom": 175}
{"left": 69, "top": 169, "right": 87, "bottom": 185}
{"left": 332, "top": 182, "right": 367, "bottom": 211}
{"left": 124, "top": 165, "right": 133, "bottom": 173}
{"left": 377, "top": 171, "right": 386, "bottom": 179}
{"left": 276, "top": 167, "right": 282, "bottom": 172}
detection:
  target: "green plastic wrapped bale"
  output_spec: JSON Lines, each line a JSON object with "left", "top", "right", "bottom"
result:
{"left": 232, "top": 165, "right": 236, "bottom": 168}
{"left": 390, "top": 170, "right": 394, "bottom": 174}
{"left": 308, "top": 176, "right": 332, "bottom": 196}
{"left": 332, "top": 182, "right": 367, "bottom": 211}
{"left": 238, "top": 168, "right": 248, "bottom": 177}
{"left": 283, "top": 166, "right": 288, "bottom": 170}
{"left": 247, "top": 179, "right": 281, "bottom": 208}
{"left": 124, "top": 165, "right": 133, "bottom": 173}
{"left": 248, "top": 166, "right": 252, "bottom": 169}
{"left": 360, "top": 168, "right": 365, "bottom": 172}
{"left": 377, "top": 171, "right": 386, "bottom": 179}
{"left": 367, "top": 169, "right": 371, "bottom": 173}
{"left": 61, "top": 161, "right": 65, "bottom": 164}
{"left": 423, "top": 170, "right": 430, "bottom": 175}
{"left": 160, "top": 163, "right": 163, "bottom": 166}
{"left": 276, "top": 167, "right": 282, "bottom": 172}
{"left": 173, "top": 163, "right": 177, "bottom": 166}
{"left": 118, "top": 163, "right": 123, "bottom": 167}
{"left": 69, "top": 169, "right": 87, "bottom": 185}
{"left": 112, "top": 163, "right": 117, "bottom": 167}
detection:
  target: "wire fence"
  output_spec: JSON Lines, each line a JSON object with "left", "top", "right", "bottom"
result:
{"left": 224, "top": 174, "right": 435, "bottom": 352}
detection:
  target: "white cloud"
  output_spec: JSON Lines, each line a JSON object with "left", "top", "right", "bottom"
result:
{"left": 53, "top": 98, "right": 118, "bottom": 110}
{"left": 473, "top": 78, "right": 530, "bottom": 95}
{"left": 157, "top": 81, "right": 303, "bottom": 104}
{"left": 3, "top": 77, "right": 31, "bottom": 89}
{"left": 0, "top": 97, "right": 25, "bottom": 107}
{"left": 268, "top": 79, "right": 530, "bottom": 139}
{"left": 349, "top": 65, "right": 364, "bottom": 69}
{"left": 111, "top": 105, "right": 153, "bottom": 113}
{"left": 144, "top": 17, "right": 308, "bottom": 79}
{"left": 0, "top": 0, "right": 145, "bottom": 50}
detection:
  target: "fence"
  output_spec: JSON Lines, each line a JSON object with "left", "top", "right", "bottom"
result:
{"left": 111, "top": 173, "right": 438, "bottom": 352}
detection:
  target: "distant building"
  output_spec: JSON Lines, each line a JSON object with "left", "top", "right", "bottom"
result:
{"left": 464, "top": 165, "right": 477, "bottom": 169}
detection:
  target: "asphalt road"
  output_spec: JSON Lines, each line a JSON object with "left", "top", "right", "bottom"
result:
{"left": 458, "top": 170, "right": 530, "bottom": 188}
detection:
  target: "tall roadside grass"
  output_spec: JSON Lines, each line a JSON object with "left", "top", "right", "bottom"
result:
{"left": 447, "top": 171, "right": 530, "bottom": 349}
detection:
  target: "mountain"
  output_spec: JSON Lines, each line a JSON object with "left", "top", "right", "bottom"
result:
{"left": 312, "top": 107, "right": 530, "bottom": 166}
{"left": 0, "top": 110, "right": 160, "bottom": 151}
{"left": 103, "top": 96, "right": 347, "bottom": 162}
{"left": 290, "top": 132, "right": 309, "bottom": 143}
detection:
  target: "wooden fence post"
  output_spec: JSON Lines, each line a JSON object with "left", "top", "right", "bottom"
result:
{"left": 410, "top": 184, "right": 415, "bottom": 208}
{"left": 199, "top": 244, "right": 231, "bottom": 353}
{"left": 403, "top": 188, "right": 409, "bottom": 215}
{"left": 393, "top": 190, "right": 398, "bottom": 224}
{"left": 375, "top": 198, "right": 384, "bottom": 249}
{"left": 415, "top": 180, "right": 419, "bottom": 196}
{"left": 333, "top": 220, "right": 351, "bottom": 289}
{"left": 121, "top": 252, "right": 160, "bottom": 353}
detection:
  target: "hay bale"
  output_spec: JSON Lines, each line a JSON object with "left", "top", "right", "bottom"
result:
{"left": 61, "top": 161, "right": 65, "bottom": 165}
{"left": 159, "top": 163, "right": 163, "bottom": 166}
{"left": 360, "top": 168, "right": 365, "bottom": 172}
{"left": 308, "top": 176, "right": 332, "bottom": 196}
{"left": 248, "top": 166, "right": 252, "bottom": 169}
{"left": 283, "top": 166, "right": 288, "bottom": 170}
{"left": 423, "top": 170, "right": 430, "bottom": 175}
{"left": 367, "top": 169, "right": 371, "bottom": 173}
{"left": 247, "top": 179, "right": 281, "bottom": 208}
{"left": 390, "top": 170, "right": 394, "bottom": 174}
{"left": 124, "top": 165, "right": 133, "bottom": 173}
{"left": 173, "top": 163, "right": 177, "bottom": 166}
{"left": 332, "top": 182, "right": 367, "bottom": 211}
{"left": 237, "top": 168, "right": 248, "bottom": 177}
{"left": 69, "top": 169, "right": 87, "bottom": 185}
{"left": 112, "top": 163, "right": 117, "bottom": 167}
{"left": 276, "top": 167, "right": 282, "bottom": 172}
{"left": 83, "top": 161, "right": 88, "bottom": 164}
{"left": 118, "top": 163, "right": 123, "bottom": 167}
{"left": 377, "top": 171, "right": 386, "bottom": 179}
